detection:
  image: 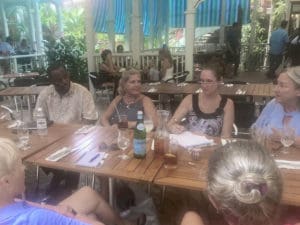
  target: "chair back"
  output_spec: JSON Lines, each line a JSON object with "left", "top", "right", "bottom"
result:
{"left": 165, "top": 71, "right": 189, "bottom": 83}
{"left": 13, "top": 77, "right": 36, "bottom": 87}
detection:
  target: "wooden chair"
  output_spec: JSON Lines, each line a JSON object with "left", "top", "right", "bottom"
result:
{"left": 164, "top": 71, "right": 189, "bottom": 83}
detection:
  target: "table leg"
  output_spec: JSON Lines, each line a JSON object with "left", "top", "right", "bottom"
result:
{"left": 35, "top": 165, "right": 40, "bottom": 192}
{"left": 108, "top": 177, "right": 114, "bottom": 207}
{"left": 27, "top": 95, "right": 32, "bottom": 121}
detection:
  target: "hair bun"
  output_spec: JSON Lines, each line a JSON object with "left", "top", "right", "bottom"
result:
{"left": 233, "top": 173, "right": 268, "bottom": 204}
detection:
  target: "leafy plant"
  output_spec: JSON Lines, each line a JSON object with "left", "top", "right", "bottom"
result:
{"left": 44, "top": 36, "right": 88, "bottom": 85}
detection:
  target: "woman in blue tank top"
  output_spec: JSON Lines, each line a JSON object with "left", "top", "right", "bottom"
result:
{"left": 168, "top": 65, "right": 234, "bottom": 137}
{"left": 100, "top": 69, "right": 158, "bottom": 128}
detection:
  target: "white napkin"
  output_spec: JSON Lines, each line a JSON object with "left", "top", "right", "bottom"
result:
{"left": 46, "top": 147, "right": 78, "bottom": 162}
{"left": 195, "top": 88, "right": 202, "bottom": 93}
{"left": 148, "top": 82, "right": 161, "bottom": 86}
{"left": 170, "top": 131, "right": 214, "bottom": 148}
{"left": 276, "top": 159, "right": 300, "bottom": 169}
{"left": 177, "top": 83, "right": 187, "bottom": 87}
{"left": 76, "top": 151, "right": 107, "bottom": 167}
{"left": 75, "top": 125, "right": 96, "bottom": 134}
{"left": 148, "top": 87, "right": 157, "bottom": 93}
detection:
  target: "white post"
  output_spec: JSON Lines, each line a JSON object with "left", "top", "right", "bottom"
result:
{"left": 219, "top": 0, "right": 226, "bottom": 45}
{"left": 107, "top": 0, "right": 115, "bottom": 51}
{"left": 131, "top": 0, "right": 141, "bottom": 67}
{"left": 0, "top": 2, "right": 9, "bottom": 37}
{"left": 55, "top": 3, "right": 64, "bottom": 36}
{"left": 85, "top": 0, "right": 96, "bottom": 73}
{"left": 185, "top": 0, "right": 197, "bottom": 80}
{"left": 249, "top": 0, "right": 259, "bottom": 55}
{"left": 34, "top": 1, "right": 44, "bottom": 54}
{"left": 27, "top": 2, "right": 36, "bottom": 52}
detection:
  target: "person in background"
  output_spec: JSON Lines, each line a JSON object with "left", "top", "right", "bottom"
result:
{"left": 225, "top": 22, "right": 241, "bottom": 77}
{"left": 116, "top": 44, "right": 124, "bottom": 53}
{"left": 288, "top": 28, "right": 300, "bottom": 66}
{"left": 0, "top": 35, "right": 15, "bottom": 74}
{"left": 100, "top": 69, "right": 157, "bottom": 129}
{"left": 0, "top": 137, "right": 131, "bottom": 225}
{"left": 267, "top": 20, "right": 289, "bottom": 79}
{"left": 16, "top": 38, "right": 32, "bottom": 72}
{"left": 158, "top": 47, "right": 174, "bottom": 82}
{"left": 99, "top": 49, "right": 119, "bottom": 74}
{"left": 35, "top": 63, "right": 98, "bottom": 195}
{"left": 252, "top": 66, "right": 300, "bottom": 148}
{"left": 168, "top": 64, "right": 234, "bottom": 138}
{"left": 181, "top": 141, "right": 300, "bottom": 225}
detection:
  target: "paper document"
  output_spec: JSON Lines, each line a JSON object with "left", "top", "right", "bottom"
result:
{"left": 46, "top": 147, "right": 78, "bottom": 162}
{"left": 170, "top": 131, "right": 214, "bottom": 148}
{"left": 76, "top": 151, "right": 107, "bottom": 167}
{"left": 276, "top": 159, "right": 300, "bottom": 169}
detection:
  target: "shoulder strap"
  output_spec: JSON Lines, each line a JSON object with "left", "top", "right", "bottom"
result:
{"left": 219, "top": 96, "right": 228, "bottom": 109}
{"left": 192, "top": 94, "right": 202, "bottom": 116}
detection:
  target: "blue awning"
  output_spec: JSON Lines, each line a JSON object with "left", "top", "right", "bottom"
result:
{"left": 92, "top": 0, "right": 251, "bottom": 34}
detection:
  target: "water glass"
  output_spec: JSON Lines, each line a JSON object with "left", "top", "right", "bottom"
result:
{"left": 280, "top": 126, "right": 295, "bottom": 154}
{"left": 17, "top": 122, "right": 30, "bottom": 151}
{"left": 163, "top": 138, "right": 178, "bottom": 169}
{"left": 117, "top": 130, "right": 130, "bottom": 160}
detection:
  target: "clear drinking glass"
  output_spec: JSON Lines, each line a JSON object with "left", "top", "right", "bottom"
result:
{"left": 144, "top": 116, "right": 154, "bottom": 141}
{"left": 117, "top": 130, "right": 130, "bottom": 160}
{"left": 17, "top": 122, "right": 30, "bottom": 150}
{"left": 280, "top": 126, "right": 295, "bottom": 154}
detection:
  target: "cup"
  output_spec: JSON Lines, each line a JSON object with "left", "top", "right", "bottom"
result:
{"left": 163, "top": 139, "right": 178, "bottom": 169}
{"left": 17, "top": 121, "right": 30, "bottom": 150}
{"left": 118, "top": 114, "right": 128, "bottom": 129}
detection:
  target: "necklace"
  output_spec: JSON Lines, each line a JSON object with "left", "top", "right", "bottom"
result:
{"left": 123, "top": 95, "right": 137, "bottom": 109}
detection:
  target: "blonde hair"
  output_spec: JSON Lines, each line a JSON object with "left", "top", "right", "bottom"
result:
{"left": 0, "top": 138, "right": 19, "bottom": 178}
{"left": 207, "top": 141, "right": 282, "bottom": 225}
{"left": 286, "top": 66, "right": 300, "bottom": 89}
{"left": 118, "top": 69, "right": 141, "bottom": 96}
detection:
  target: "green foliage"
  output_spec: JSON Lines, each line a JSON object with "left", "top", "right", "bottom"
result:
{"left": 44, "top": 36, "right": 88, "bottom": 84}
{"left": 272, "top": 0, "right": 286, "bottom": 29}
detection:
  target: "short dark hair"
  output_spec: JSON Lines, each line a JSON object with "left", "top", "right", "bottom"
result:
{"left": 47, "top": 63, "right": 67, "bottom": 77}
{"left": 101, "top": 49, "right": 112, "bottom": 61}
{"left": 281, "top": 20, "right": 288, "bottom": 28}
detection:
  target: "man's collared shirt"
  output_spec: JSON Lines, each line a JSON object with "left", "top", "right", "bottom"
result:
{"left": 35, "top": 82, "right": 98, "bottom": 124}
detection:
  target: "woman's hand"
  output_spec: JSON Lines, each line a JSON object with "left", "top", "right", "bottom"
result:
{"left": 269, "top": 128, "right": 282, "bottom": 142}
{"left": 169, "top": 124, "right": 186, "bottom": 134}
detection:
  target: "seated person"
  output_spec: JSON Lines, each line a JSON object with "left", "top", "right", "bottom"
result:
{"left": 100, "top": 69, "right": 157, "bottom": 129}
{"left": 252, "top": 66, "right": 300, "bottom": 147}
{"left": 35, "top": 63, "right": 98, "bottom": 124}
{"left": 99, "top": 49, "right": 119, "bottom": 75}
{"left": 16, "top": 38, "right": 32, "bottom": 72}
{"left": 181, "top": 141, "right": 300, "bottom": 225}
{"left": 168, "top": 65, "right": 234, "bottom": 138}
{"left": 158, "top": 48, "right": 173, "bottom": 82}
{"left": 35, "top": 63, "right": 98, "bottom": 194}
{"left": 0, "top": 138, "right": 130, "bottom": 225}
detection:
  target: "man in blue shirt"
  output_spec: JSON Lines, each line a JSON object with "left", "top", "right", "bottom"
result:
{"left": 267, "top": 20, "right": 289, "bottom": 79}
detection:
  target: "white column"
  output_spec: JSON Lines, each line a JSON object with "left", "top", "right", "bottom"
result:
{"left": 55, "top": 3, "right": 64, "bottom": 36}
{"left": 131, "top": 0, "right": 141, "bottom": 66}
{"left": 185, "top": 0, "right": 197, "bottom": 80}
{"left": 34, "top": 1, "right": 44, "bottom": 54}
{"left": 0, "top": 2, "right": 9, "bottom": 37}
{"left": 85, "top": 0, "right": 96, "bottom": 73}
{"left": 107, "top": 0, "right": 115, "bottom": 51}
{"left": 27, "top": 2, "right": 36, "bottom": 51}
{"left": 219, "top": 0, "right": 226, "bottom": 45}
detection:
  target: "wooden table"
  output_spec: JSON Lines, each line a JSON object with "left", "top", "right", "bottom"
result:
{"left": 0, "top": 72, "right": 39, "bottom": 79}
{"left": 153, "top": 143, "right": 300, "bottom": 207}
{"left": 25, "top": 127, "right": 164, "bottom": 205}
{"left": 142, "top": 83, "right": 275, "bottom": 98}
{"left": 0, "top": 85, "right": 45, "bottom": 96}
{"left": 0, "top": 121, "right": 79, "bottom": 160}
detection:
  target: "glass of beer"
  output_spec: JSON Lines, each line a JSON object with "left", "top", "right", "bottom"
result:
{"left": 164, "top": 138, "right": 179, "bottom": 169}
{"left": 118, "top": 114, "right": 128, "bottom": 129}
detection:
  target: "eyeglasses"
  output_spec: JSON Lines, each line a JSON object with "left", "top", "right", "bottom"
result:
{"left": 198, "top": 79, "right": 218, "bottom": 85}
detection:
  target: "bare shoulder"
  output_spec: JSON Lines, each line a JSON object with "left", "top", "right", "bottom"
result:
{"left": 224, "top": 97, "right": 234, "bottom": 108}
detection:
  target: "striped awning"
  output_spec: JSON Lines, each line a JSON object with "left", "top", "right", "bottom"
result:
{"left": 93, "top": 0, "right": 251, "bottom": 34}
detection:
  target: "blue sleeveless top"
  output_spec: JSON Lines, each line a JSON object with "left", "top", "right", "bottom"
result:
{"left": 186, "top": 94, "right": 227, "bottom": 136}
{"left": 110, "top": 97, "right": 144, "bottom": 125}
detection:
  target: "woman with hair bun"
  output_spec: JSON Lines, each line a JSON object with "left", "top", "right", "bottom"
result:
{"left": 181, "top": 141, "right": 300, "bottom": 225}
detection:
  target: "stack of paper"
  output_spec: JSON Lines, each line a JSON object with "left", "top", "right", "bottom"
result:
{"left": 46, "top": 147, "right": 78, "bottom": 162}
{"left": 170, "top": 131, "right": 214, "bottom": 148}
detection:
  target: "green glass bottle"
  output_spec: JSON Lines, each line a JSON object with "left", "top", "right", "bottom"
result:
{"left": 133, "top": 111, "right": 146, "bottom": 159}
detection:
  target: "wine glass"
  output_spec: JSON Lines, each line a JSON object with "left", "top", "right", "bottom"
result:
{"left": 17, "top": 122, "right": 30, "bottom": 151}
{"left": 117, "top": 130, "right": 130, "bottom": 160}
{"left": 280, "top": 126, "right": 295, "bottom": 154}
{"left": 144, "top": 116, "right": 154, "bottom": 141}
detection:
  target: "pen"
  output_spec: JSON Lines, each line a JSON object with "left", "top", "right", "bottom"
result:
{"left": 89, "top": 153, "right": 100, "bottom": 163}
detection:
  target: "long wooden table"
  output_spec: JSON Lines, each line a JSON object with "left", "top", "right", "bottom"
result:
{"left": 153, "top": 144, "right": 300, "bottom": 207}
{"left": 0, "top": 85, "right": 45, "bottom": 96}
{"left": 0, "top": 121, "right": 79, "bottom": 159}
{"left": 142, "top": 82, "right": 275, "bottom": 97}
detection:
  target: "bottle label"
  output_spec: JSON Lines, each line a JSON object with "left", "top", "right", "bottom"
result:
{"left": 137, "top": 123, "right": 145, "bottom": 130}
{"left": 133, "top": 139, "right": 146, "bottom": 156}
{"left": 36, "top": 118, "right": 47, "bottom": 129}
